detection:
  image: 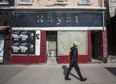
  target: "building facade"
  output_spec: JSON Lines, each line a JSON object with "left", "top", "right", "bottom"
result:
{"left": 0, "top": 0, "right": 14, "bottom": 64}
{"left": 8, "top": 0, "right": 107, "bottom": 64}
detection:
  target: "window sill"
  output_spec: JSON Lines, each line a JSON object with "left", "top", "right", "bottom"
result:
{"left": 78, "top": 2, "right": 91, "bottom": 5}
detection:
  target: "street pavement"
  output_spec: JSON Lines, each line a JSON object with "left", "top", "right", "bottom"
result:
{"left": 0, "top": 63, "right": 116, "bottom": 84}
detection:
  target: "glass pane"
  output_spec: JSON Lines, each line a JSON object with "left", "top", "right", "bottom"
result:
{"left": 12, "top": 30, "right": 35, "bottom": 54}
{"left": 79, "top": 0, "right": 90, "bottom": 3}
{"left": 57, "top": 0, "right": 67, "bottom": 2}
{"left": 20, "top": 0, "right": 31, "bottom": 2}
{"left": 58, "top": 31, "right": 88, "bottom": 56}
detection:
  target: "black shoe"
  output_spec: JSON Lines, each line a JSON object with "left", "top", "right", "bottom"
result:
{"left": 65, "top": 77, "right": 71, "bottom": 80}
{"left": 80, "top": 78, "right": 87, "bottom": 81}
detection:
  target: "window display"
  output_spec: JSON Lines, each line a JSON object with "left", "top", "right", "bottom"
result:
{"left": 12, "top": 30, "right": 35, "bottom": 54}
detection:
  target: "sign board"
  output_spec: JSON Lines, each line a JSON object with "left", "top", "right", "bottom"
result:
{"left": 13, "top": 12, "right": 103, "bottom": 27}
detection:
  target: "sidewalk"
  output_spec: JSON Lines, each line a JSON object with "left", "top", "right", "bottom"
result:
{"left": 0, "top": 63, "right": 116, "bottom": 84}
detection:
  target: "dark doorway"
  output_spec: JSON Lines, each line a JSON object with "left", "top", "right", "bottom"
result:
{"left": 91, "top": 31, "right": 103, "bottom": 62}
{"left": 108, "top": 15, "right": 116, "bottom": 55}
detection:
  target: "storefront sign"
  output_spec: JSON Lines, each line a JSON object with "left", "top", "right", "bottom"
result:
{"left": 13, "top": 12, "right": 103, "bottom": 27}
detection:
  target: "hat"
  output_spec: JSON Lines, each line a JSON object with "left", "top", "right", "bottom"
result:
{"left": 73, "top": 42, "right": 80, "bottom": 47}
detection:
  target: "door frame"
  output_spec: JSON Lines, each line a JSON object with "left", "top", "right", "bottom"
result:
{"left": 46, "top": 31, "right": 57, "bottom": 61}
{"left": 91, "top": 30, "right": 103, "bottom": 61}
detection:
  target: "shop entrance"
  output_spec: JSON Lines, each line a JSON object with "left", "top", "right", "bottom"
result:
{"left": 46, "top": 31, "right": 57, "bottom": 64}
{"left": 91, "top": 31, "right": 103, "bottom": 63}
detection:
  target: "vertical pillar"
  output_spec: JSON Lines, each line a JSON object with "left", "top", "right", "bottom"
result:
{"left": 102, "top": 30, "right": 108, "bottom": 63}
{"left": 40, "top": 30, "right": 46, "bottom": 63}
{"left": 88, "top": 30, "right": 92, "bottom": 62}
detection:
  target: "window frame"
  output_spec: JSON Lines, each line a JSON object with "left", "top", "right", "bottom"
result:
{"left": 0, "top": 0, "right": 9, "bottom": 5}
{"left": 56, "top": 0, "right": 67, "bottom": 2}
{"left": 78, "top": 0, "right": 91, "bottom": 4}
{"left": 19, "top": 0, "right": 32, "bottom": 4}
{"left": 54, "top": 0, "right": 68, "bottom": 5}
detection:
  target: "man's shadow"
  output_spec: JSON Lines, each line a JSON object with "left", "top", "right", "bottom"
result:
{"left": 62, "top": 65, "right": 80, "bottom": 80}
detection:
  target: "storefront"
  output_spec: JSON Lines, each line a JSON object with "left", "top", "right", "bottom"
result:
{"left": 10, "top": 10, "right": 107, "bottom": 64}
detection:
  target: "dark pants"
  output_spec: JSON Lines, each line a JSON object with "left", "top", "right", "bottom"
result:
{"left": 65, "top": 60, "right": 83, "bottom": 79}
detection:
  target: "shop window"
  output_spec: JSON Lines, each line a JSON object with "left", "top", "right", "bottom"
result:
{"left": 12, "top": 30, "right": 36, "bottom": 55}
{"left": 11, "top": 30, "right": 41, "bottom": 56}
{"left": 58, "top": 31, "right": 88, "bottom": 56}
{"left": 19, "top": 0, "right": 32, "bottom": 4}
{"left": 0, "top": 0, "right": 8, "bottom": 4}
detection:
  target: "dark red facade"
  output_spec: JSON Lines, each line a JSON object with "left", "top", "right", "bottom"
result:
{"left": 10, "top": 30, "right": 92, "bottom": 64}
{"left": 9, "top": 11, "right": 108, "bottom": 64}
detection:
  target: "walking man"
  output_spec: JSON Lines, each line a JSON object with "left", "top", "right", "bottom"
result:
{"left": 65, "top": 42, "right": 87, "bottom": 81}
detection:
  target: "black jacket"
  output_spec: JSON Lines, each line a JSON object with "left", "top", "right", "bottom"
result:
{"left": 70, "top": 46, "right": 78, "bottom": 63}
